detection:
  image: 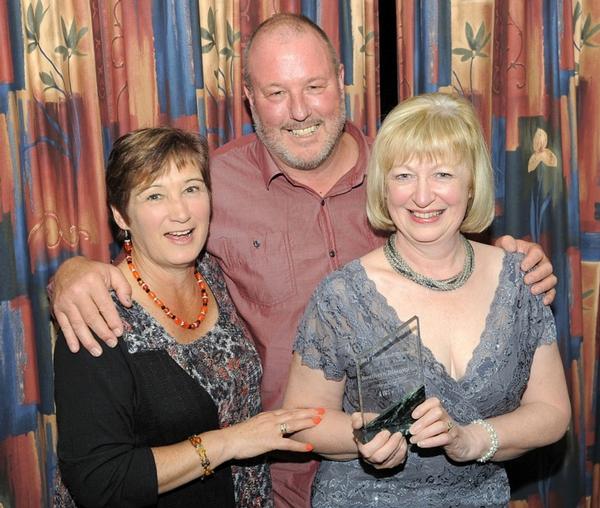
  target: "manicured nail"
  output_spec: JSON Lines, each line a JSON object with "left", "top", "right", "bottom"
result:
{"left": 305, "top": 443, "right": 314, "bottom": 452}
{"left": 316, "top": 407, "right": 326, "bottom": 415}
{"left": 107, "top": 338, "right": 118, "bottom": 348}
{"left": 312, "top": 416, "right": 322, "bottom": 424}
{"left": 90, "top": 347, "right": 102, "bottom": 357}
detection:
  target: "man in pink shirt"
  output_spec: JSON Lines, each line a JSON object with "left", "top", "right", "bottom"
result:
{"left": 52, "top": 14, "right": 557, "bottom": 508}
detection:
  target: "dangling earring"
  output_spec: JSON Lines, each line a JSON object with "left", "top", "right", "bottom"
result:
{"left": 123, "top": 230, "right": 132, "bottom": 254}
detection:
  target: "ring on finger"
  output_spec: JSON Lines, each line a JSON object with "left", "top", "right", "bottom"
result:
{"left": 279, "top": 422, "right": 289, "bottom": 435}
{"left": 446, "top": 420, "right": 455, "bottom": 432}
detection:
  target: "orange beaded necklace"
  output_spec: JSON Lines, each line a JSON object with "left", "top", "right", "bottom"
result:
{"left": 124, "top": 238, "right": 209, "bottom": 329}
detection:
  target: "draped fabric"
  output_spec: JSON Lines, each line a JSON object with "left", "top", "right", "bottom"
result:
{"left": 1, "top": 1, "right": 598, "bottom": 507}
{"left": 0, "top": 1, "right": 377, "bottom": 506}
{"left": 396, "top": 1, "right": 599, "bottom": 505}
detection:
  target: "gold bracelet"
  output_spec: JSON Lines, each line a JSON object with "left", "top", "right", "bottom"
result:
{"left": 188, "top": 434, "right": 214, "bottom": 477}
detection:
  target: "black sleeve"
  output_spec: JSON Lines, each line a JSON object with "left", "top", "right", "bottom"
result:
{"left": 54, "top": 335, "right": 158, "bottom": 507}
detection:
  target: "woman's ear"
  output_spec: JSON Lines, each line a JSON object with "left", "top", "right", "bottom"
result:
{"left": 111, "top": 206, "right": 129, "bottom": 232}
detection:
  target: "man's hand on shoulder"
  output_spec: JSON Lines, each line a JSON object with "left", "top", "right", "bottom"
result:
{"left": 495, "top": 235, "right": 557, "bottom": 305}
{"left": 51, "top": 256, "right": 132, "bottom": 356}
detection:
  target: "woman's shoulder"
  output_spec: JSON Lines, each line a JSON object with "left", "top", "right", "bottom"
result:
{"left": 109, "top": 290, "right": 146, "bottom": 322}
{"left": 196, "top": 250, "right": 233, "bottom": 309}
{"left": 314, "top": 258, "right": 367, "bottom": 297}
{"left": 471, "top": 241, "right": 524, "bottom": 278}
{"left": 471, "top": 240, "right": 524, "bottom": 261}
{"left": 474, "top": 241, "right": 550, "bottom": 316}
{"left": 196, "top": 251, "right": 226, "bottom": 287}
{"left": 106, "top": 291, "right": 169, "bottom": 352}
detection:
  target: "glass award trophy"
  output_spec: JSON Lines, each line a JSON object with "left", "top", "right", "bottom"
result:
{"left": 354, "top": 316, "right": 425, "bottom": 443}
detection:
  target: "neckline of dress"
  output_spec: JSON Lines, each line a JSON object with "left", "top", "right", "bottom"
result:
{"left": 353, "top": 252, "right": 510, "bottom": 384}
{"left": 115, "top": 280, "right": 224, "bottom": 348}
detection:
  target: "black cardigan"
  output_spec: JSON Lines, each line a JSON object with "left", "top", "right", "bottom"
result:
{"left": 54, "top": 335, "right": 236, "bottom": 507}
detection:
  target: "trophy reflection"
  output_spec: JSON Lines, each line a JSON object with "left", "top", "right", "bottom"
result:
{"left": 354, "top": 316, "right": 425, "bottom": 444}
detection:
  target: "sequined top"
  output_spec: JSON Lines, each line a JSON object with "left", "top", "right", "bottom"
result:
{"left": 294, "top": 252, "right": 556, "bottom": 508}
{"left": 54, "top": 253, "right": 271, "bottom": 507}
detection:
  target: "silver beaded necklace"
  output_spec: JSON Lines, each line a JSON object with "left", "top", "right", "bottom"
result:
{"left": 384, "top": 233, "right": 475, "bottom": 291}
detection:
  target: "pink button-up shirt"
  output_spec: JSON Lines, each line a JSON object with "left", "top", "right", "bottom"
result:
{"left": 207, "top": 122, "right": 384, "bottom": 507}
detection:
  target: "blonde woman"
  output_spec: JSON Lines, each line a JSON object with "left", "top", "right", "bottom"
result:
{"left": 283, "top": 94, "right": 570, "bottom": 507}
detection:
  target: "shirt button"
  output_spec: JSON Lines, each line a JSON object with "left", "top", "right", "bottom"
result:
{"left": 321, "top": 199, "right": 325, "bottom": 206}
{"left": 329, "top": 250, "right": 336, "bottom": 257}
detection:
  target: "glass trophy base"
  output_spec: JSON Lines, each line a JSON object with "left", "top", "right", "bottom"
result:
{"left": 354, "top": 385, "right": 426, "bottom": 444}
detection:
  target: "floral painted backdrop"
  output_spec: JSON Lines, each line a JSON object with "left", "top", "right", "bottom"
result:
{"left": 396, "top": 1, "right": 599, "bottom": 506}
{"left": 0, "top": 0, "right": 598, "bottom": 506}
{"left": 0, "top": 1, "right": 378, "bottom": 506}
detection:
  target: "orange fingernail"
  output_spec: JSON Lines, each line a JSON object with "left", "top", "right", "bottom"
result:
{"left": 305, "top": 443, "right": 314, "bottom": 452}
{"left": 312, "top": 416, "right": 322, "bottom": 424}
{"left": 317, "top": 407, "right": 326, "bottom": 415}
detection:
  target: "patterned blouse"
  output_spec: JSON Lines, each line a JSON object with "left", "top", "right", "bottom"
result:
{"left": 54, "top": 253, "right": 272, "bottom": 507}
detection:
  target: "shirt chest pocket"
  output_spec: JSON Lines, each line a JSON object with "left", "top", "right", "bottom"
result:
{"left": 220, "top": 232, "right": 297, "bottom": 306}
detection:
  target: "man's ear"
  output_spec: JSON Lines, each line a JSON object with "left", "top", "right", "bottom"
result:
{"left": 244, "top": 84, "right": 254, "bottom": 107}
{"left": 337, "top": 64, "right": 345, "bottom": 91}
{"left": 111, "top": 206, "right": 129, "bottom": 232}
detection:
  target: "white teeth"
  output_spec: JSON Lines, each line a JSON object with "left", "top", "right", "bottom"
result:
{"left": 289, "top": 125, "right": 319, "bottom": 136}
{"left": 412, "top": 211, "right": 442, "bottom": 219}
{"left": 168, "top": 230, "right": 192, "bottom": 237}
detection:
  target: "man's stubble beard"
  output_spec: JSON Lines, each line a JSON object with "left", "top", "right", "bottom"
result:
{"left": 250, "top": 96, "right": 347, "bottom": 171}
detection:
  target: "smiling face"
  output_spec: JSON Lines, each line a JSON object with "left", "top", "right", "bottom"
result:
{"left": 386, "top": 157, "right": 472, "bottom": 246}
{"left": 366, "top": 93, "right": 495, "bottom": 235}
{"left": 112, "top": 162, "right": 210, "bottom": 271}
{"left": 244, "top": 27, "right": 346, "bottom": 172}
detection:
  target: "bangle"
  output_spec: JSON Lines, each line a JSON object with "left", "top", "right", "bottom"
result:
{"left": 188, "top": 434, "right": 213, "bottom": 477}
{"left": 471, "top": 419, "right": 499, "bottom": 463}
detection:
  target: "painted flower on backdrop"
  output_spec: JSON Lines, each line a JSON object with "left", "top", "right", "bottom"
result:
{"left": 527, "top": 128, "right": 558, "bottom": 173}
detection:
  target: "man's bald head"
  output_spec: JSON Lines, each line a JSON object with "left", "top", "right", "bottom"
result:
{"left": 243, "top": 13, "right": 340, "bottom": 92}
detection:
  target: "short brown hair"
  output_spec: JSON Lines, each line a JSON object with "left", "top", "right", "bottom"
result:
{"left": 242, "top": 13, "right": 340, "bottom": 90}
{"left": 106, "top": 127, "right": 209, "bottom": 239}
{"left": 367, "top": 93, "right": 495, "bottom": 234}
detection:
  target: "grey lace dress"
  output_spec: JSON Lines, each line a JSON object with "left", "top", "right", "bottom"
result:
{"left": 293, "top": 252, "right": 556, "bottom": 508}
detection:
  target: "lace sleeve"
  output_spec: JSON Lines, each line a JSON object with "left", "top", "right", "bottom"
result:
{"left": 293, "top": 273, "right": 354, "bottom": 382}
{"left": 534, "top": 299, "right": 557, "bottom": 347}
{"left": 511, "top": 253, "right": 557, "bottom": 349}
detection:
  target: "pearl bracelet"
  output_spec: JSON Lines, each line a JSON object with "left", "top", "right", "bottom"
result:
{"left": 472, "top": 419, "right": 499, "bottom": 463}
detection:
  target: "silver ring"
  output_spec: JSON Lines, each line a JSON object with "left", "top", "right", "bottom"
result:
{"left": 279, "top": 422, "right": 289, "bottom": 435}
{"left": 447, "top": 420, "right": 455, "bottom": 432}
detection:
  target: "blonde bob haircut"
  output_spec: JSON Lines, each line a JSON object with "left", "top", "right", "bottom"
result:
{"left": 366, "top": 93, "right": 495, "bottom": 234}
